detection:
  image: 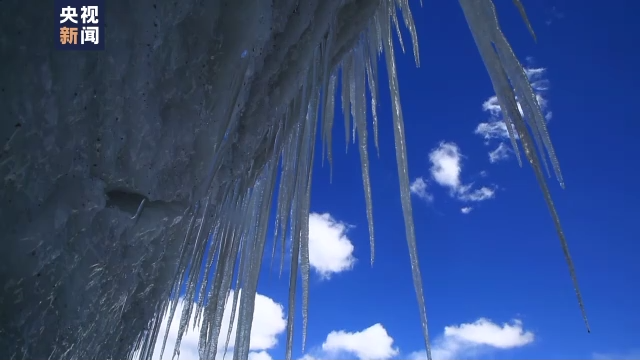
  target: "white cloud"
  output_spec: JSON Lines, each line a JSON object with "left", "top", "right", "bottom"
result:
{"left": 475, "top": 116, "right": 512, "bottom": 141}
{"left": 409, "top": 318, "right": 534, "bottom": 360}
{"left": 474, "top": 66, "right": 552, "bottom": 164}
{"left": 309, "top": 213, "right": 356, "bottom": 279}
{"left": 298, "top": 355, "right": 319, "bottom": 360}
{"left": 458, "top": 186, "right": 495, "bottom": 202}
{"left": 429, "top": 142, "right": 463, "bottom": 190}
{"left": 302, "top": 318, "right": 533, "bottom": 360}
{"left": 460, "top": 207, "right": 472, "bottom": 214}
{"left": 428, "top": 142, "right": 495, "bottom": 204}
{"left": 410, "top": 177, "right": 434, "bottom": 202}
{"left": 321, "top": 323, "right": 399, "bottom": 360}
{"left": 249, "top": 351, "right": 274, "bottom": 360}
{"left": 149, "top": 291, "right": 286, "bottom": 360}
{"left": 488, "top": 143, "right": 511, "bottom": 163}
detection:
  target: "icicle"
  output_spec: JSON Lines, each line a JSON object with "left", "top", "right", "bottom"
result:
{"left": 301, "top": 55, "right": 321, "bottom": 352}
{"left": 459, "top": 0, "right": 589, "bottom": 333}
{"left": 234, "top": 158, "right": 279, "bottom": 359}
{"left": 365, "top": 32, "right": 381, "bottom": 157}
{"left": 195, "top": 223, "right": 224, "bottom": 325}
{"left": 349, "top": 53, "right": 358, "bottom": 145}
{"left": 395, "top": 0, "right": 421, "bottom": 66}
{"left": 461, "top": 0, "right": 524, "bottom": 168}
{"left": 321, "top": 23, "right": 337, "bottom": 179}
{"left": 482, "top": 1, "right": 560, "bottom": 183}
{"left": 353, "top": 41, "right": 376, "bottom": 266}
{"left": 158, "top": 204, "right": 200, "bottom": 360}
{"left": 342, "top": 57, "right": 352, "bottom": 153}
{"left": 320, "top": 26, "right": 333, "bottom": 168}
{"left": 512, "top": 0, "right": 537, "bottom": 42}
{"left": 284, "top": 129, "right": 305, "bottom": 360}
{"left": 200, "top": 191, "right": 247, "bottom": 360}
{"left": 391, "top": 3, "right": 406, "bottom": 54}
{"left": 381, "top": 3, "right": 433, "bottom": 359}
{"left": 225, "top": 222, "right": 251, "bottom": 358}
{"left": 324, "top": 75, "right": 338, "bottom": 181}
{"left": 270, "top": 108, "right": 294, "bottom": 276}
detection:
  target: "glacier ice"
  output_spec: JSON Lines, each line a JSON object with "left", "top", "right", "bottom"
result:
{"left": 0, "top": 0, "right": 588, "bottom": 359}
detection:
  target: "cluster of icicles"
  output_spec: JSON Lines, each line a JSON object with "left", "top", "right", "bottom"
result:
{"left": 133, "top": 1, "right": 589, "bottom": 360}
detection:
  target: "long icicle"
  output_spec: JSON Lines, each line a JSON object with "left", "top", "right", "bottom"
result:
{"left": 381, "top": 3, "right": 433, "bottom": 359}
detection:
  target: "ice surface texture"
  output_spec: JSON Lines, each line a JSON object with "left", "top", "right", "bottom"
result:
{"left": 0, "top": 0, "right": 587, "bottom": 359}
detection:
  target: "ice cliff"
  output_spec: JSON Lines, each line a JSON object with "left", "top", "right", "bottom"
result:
{"left": 0, "top": 0, "right": 588, "bottom": 359}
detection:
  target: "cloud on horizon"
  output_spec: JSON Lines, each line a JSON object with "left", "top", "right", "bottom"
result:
{"left": 300, "top": 318, "right": 534, "bottom": 360}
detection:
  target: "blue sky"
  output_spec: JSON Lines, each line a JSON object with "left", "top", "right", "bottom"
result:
{"left": 156, "top": 1, "right": 639, "bottom": 359}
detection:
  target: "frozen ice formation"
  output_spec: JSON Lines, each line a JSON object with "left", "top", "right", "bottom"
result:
{"left": 0, "top": 0, "right": 588, "bottom": 359}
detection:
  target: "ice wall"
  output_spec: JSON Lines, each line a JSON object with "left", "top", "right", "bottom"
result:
{"left": 0, "top": 1, "right": 385, "bottom": 358}
{"left": 0, "top": 0, "right": 587, "bottom": 359}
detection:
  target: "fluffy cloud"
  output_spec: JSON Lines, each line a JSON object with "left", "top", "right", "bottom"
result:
{"left": 301, "top": 323, "right": 399, "bottom": 360}
{"left": 474, "top": 65, "right": 552, "bottom": 163}
{"left": 409, "top": 318, "right": 534, "bottom": 360}
{"left": 427, "top": 142, "right": 495, "bottom": 203}
{"left": 460, "top": 207, "right": 472, "bottom": 214}
{"left": 410, "top": 177, "right": 434, "bottom": 202}
{"left": 249, "top": 351, "right": 274, "bottom": 360}
{"left": 322, "top": 323, "right": 399, "bottom": 359}
{"left": 150, "top": 291, "right": 286, "bottom": 360}
{"left": 309, "top": 212, "right": 356, "bottom": 279}
{"left": 429, "top": 142, "right": 463, "bottom": 190}
{"left": 302, "top": 318, "right": 533, "bottom": 360}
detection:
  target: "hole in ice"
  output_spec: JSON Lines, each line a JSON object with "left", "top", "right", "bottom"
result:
{"left": 105, "top": 189, "right": 148, "bottom": 218}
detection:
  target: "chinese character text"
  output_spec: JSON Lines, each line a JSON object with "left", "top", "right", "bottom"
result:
{"left": 80, "top": 6, "right": 99, "bottom": 24}
{"left": 60, "top": 27, "right": 78, "bottom": 44}
{"left": 60, "top": 6, "right": 78, "bottom": 24}
{"left": 81, "top": 26, "right": 100, "bottom": 44}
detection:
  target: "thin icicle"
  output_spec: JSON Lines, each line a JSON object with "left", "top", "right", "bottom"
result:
{"left": 321, "top": 23, "right": 336, "bottom": 168}
{"left": 354, "top": 41, "right": 376, "bottom": 266}
{"left": 324, "top": 75, "right": 338, "bottom": 181}
{"left": 391, "top": 4, "right": 406, "bottom": 54}
{"left": 364, "top": 33, "right": 381, "bottom": 157}
{"left": 512, "top": 0, "right": 537, "bottom": 42}
{"left": 395, "top": 0, "right": 420, "bottom": 66}
{"left": 381, "top": 3, "right": 432, "bottom": 359}
{"left": 349, "top": 53, "right": 358, "bottom": 145}
{"left": 342, "top": 57, "right": 352, "bottom": 153}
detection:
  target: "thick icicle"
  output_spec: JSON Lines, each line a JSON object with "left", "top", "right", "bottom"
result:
{"left": 301, "top": 51, "right": 321, "bottom": 352}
